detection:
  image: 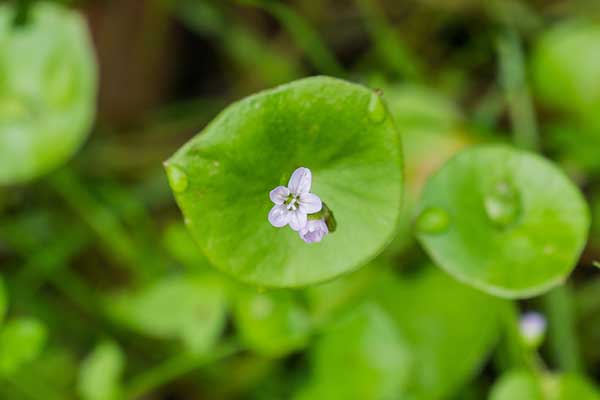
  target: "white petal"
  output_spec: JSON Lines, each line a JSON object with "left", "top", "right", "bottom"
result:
{"left": 299, "top": 193, "right": 322, "bottom": 214}
{"left": 268, "top": 205, "right": 290, "bottom": 228}
{"left": 288, "top": 210, "right": 308, "bottom": 231}
{"left": 269, "top": 186, "right": 290, "bottom": 205}
{"left": 288, "top": 167, "right": 312, "bottom": 194}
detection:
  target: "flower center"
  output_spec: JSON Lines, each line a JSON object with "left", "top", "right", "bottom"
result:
{"left": 285, "top": 194, "right": 300, "bottom": 211}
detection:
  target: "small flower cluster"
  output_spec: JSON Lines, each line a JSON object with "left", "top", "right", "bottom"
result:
{"left": 268, "top": 167, "right": 329, "bottom": 243}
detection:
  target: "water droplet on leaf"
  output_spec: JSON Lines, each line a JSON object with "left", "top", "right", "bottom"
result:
{"left": 367, "top": 92, "right": 386, "bottom": 123}
{"left": 484, "top": 181, "right": 521, "bottom": 228}
{"left": 415, "top": 207, "right": 450, "bottom": 234}
{"left": 166, "top": 164, "right": 189, "bottom": 193}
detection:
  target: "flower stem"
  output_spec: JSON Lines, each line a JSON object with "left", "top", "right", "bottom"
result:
{"left": 540, "top": 285, "right": 584, "bottom": 373}
{"left": 241, "top": 0, "right": 344, "bottom": 77}
{"left": 496, "top": 27, "right": 540, "bottom": 152}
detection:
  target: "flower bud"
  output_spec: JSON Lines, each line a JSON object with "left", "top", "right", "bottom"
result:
{"left": 299, "top": 219, "right": 329, "bottom": 243}
{"left": 519, "top": 311, "right": 546, "bottom": 348}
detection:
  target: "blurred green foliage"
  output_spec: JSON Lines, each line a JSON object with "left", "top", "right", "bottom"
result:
{"left": 0, "top": 2, "right": 96, "bottom": 185}
{"left": 1, "top": 0, "right": 600, "bottom": 399}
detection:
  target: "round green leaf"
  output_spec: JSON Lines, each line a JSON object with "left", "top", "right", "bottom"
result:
{"left": 0, "top": 2, "right": 97, "bottom": 185}
{"left": 233, "top": 289, "right": 311, "bottom": 357}
{"left": 0, "top": 317, "right": 46, "bottom": 376}
{"left": 416, "top": 145, "right": 590, "bottom": 298}
{"left": 490, "top": 370, "right": 600, "bottom": 400}
{"left": 166, "top": 76, "right": 403, "bottom": 287}
{"left": 78, "top": 341, "right": 124, "bottom": 400}
{"left": 107, "top": 276, "right": 227, "bottom": 354}
{"left": 532, "top": 19, "right": 600, "bottom": 119}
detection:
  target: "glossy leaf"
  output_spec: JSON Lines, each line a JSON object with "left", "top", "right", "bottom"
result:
{"left": 107, "top": 276, "right": 227, "bottom": 354}
{"left": 166, "top": 76, "right": 403, "bottom": 287}
{"left": 234, "top": 289, "right": 311, "bottom": 357}
{"left": 376, "top": 266, "right": 503, "bottom": 400}
{"left": 296, "top": 303, "right": 411, "bottom": 400}
{"left": 416, "top": 145, "right": 590, "bottom": 298}
{"left": 0, "top": 3, "right": 97, "bottom": 185}
{"left": 78, "top": 341, "right": 124, "bottom": 400}
{"left": 0, "top": 317, "right": 46, "bottom": 376}
{"left": 490, "top": 370, "right": 600, "bottom": 400}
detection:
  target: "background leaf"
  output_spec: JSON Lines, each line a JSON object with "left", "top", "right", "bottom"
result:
{"left": 0, "top": 317, "right": 46, "bottom": 376}
{"left": 532, "top": 19, "right": 600, "bottom": 120}
{"left": 296, "top": 302, "right": 412, "bottom": 400}
{"left": 234, "top": 289, "right": 311, "bottom": 357}
{"left": 375, "top": 266, "right": 503, "bottom": 399}
{"left": 78, "top": 341, "right": 125, "bottom": 400}
{"left": 416, "top": 145, "right": 590, "bottom": 298}
{"left": 107, "top": 275, "right": 227, "bottom": 354}
{"left": 0, "top": 2, "right": 96, "bottom": 185}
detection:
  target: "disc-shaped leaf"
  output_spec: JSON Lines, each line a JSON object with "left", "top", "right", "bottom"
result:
{"left": 416, "top": 145, "right": 589, "bottom": 298}
{"left": 0, "top": 2, "right": 96, "bottom": 185}
{"left": 166, "top": 76, "right": 403, "bottom": 287}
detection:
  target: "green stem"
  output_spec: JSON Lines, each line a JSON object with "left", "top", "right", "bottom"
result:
{"left": 123, "top": 341, "right": 240, "bottom": 400}
{"left": 541, "top": 285, "right": 583, "bottom": 373}
{"left": 496, "top": 27, "right": 539, "bottom": 152}
{"left": 355, "top": 0, "right": 423, "bottom": 81}
{"left": 495, "top": 302, "right": 541, "bottom": 373}
{"left": 242, "top": 0, "right": 345, "bottom": 76}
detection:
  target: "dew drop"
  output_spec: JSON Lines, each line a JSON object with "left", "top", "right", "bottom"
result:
{"left": 484, "top": 181, "right": 521, "bottom": 228}
{"left": 415, "top": 207, "right": 450, "bottom": 234}
{"left": 166, "top": 164, "right": 188, "bottom": 193}
{"left": 367, "top": 92, "right": 386, "bottom": 123}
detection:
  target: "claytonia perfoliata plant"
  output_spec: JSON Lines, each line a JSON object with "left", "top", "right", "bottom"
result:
{"left": 268, "top": 167, "right": 330, "bottom": 243}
